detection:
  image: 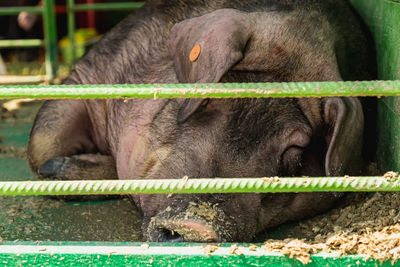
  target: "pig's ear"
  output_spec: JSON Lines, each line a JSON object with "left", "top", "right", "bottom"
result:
{"left": 168, "top": 9, "right": 251, "bottom": 83}
{"left": 323, "top": 97, "right": 364, "bottom": 176}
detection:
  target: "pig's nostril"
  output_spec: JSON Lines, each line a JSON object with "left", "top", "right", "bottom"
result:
{"left": 148, "top": 218, "right": 219, "bottom": 242}
{"left": 159, "top": 228, "right": 183, "bottom": 242}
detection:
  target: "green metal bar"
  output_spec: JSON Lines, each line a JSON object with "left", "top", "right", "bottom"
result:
{"left": 67, "top": 0, "right": 76, "bottom": 66}
{"left": 0, "top": 75, "right": 46, "bottom": 84}
{"left": 0, "top": 39, "right": 44, "bottom": 48}
{"left": 0, "top": 241, "right": 393, "bottom": 266}
{"left": 71, "top": 2, "right": 145, "bottom": 12}
{"left": 42, "top": 0, "right": 58, "bottom": 81}
{"left": 0, "top": 177, "right": 399, "bottom": 196}
{"left": 0, "top": 81, "right": 398, "bottom": 99}
{"left": 0, "top": 6, "right": 43, "bottom": 15}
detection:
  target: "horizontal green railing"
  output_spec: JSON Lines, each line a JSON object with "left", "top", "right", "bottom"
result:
{"left": 0, "top": 6, "right": 43, "bottom": 15}
{"left": 0, "top": 39, "right": 44, "bottom": 48}
{"left": 0, "top": 177, "right": 398, "bottom": 196}
{"left": 0, "top": 80, "right": 399, "bottom": 98}
{"left": 71, "top": 2, "right": 145, "bottom": 12}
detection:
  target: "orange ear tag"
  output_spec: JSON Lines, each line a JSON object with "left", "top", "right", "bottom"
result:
{"left": 189, "top": 45, "right": 201, "bottom": 62}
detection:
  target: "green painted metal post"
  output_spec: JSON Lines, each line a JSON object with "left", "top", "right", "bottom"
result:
{"left": 67, "top": 0, "right": 76, "bottom": 67}
{"left": 42, "top": 0, "right": 58, "bottom": 81}
{"left": 350, "top": 0, "right": 400, "bottom": 172}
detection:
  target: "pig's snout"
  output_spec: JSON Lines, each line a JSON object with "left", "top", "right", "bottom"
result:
{"left": 146, "top": 201, "right": 236, "bottom": 242}
{"left": 147, "top": 217, "right": 218, "bottom": 242}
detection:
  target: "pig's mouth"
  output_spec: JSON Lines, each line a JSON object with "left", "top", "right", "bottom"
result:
{"left": 148, "top": 217, "right": 218, "bottom": 242}
{"left": 146, "top": 202, "right": 237, "bottom": 242}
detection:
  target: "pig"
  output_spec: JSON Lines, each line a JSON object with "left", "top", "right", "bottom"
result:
{"left": 28, "top": 0, "right": 375, "bottom": 242}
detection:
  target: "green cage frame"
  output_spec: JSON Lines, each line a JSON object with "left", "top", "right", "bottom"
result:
{"left": 66, "top": 0, "right": 145, "bottom": 65}
{"left": 0, "top": 0, "right": 145, "bottom": 82}
{"left": 0, "top": 0, "right": 57, "bottom": 83}
{"left": 0, "top": 0, "right": 399, "bottom": 266}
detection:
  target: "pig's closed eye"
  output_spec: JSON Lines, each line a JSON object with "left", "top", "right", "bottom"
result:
{"left": 282, "top": 145, "right": 305, "bottom": 160}
{"left": 280, "top": 129, "right": 310, "bottom": 175}
{"left": 281, "top": 145, "right": 305, "bottom": 175}
{"left": 281, "top": 131, "right": 310, "bottom": 161}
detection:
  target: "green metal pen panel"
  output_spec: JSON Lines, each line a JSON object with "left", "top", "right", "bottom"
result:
{"left": 0, "top": 242, "right": 396, "bottom": 267}
{"left": 0, "top": 0, "right": 58, "bottom": 81}
{"left": 350, "top": 0, "right": 400, "bottom": 171}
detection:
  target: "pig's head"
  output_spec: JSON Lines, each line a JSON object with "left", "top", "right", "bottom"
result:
{"left": 117, "top": 8, "right": 366, "bottom": 242}
{"left": 118, "top": 97, "right": 363, "bottom": 242}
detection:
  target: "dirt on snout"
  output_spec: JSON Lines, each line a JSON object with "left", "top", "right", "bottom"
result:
{"left": 186, "top": 202, "right": 217, "bottom": 221}
{"left": 262, "top": 191, "right": 400, "bottom": 264}
{"left": 164, "top": 201, "right": 230, "bottom": 242}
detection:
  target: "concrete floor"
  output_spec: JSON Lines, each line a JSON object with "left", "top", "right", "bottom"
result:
{"left": 0, "top": 102, "right": 143, "bottom": 242}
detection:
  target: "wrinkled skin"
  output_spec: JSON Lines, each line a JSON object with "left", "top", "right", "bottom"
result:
{"left": 28, "top": 0, "right": 375, "bottom": 242}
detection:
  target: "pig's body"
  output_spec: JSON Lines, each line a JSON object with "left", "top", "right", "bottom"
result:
{"left": 29, "top": 0, "right": 375, "bottom": 242}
